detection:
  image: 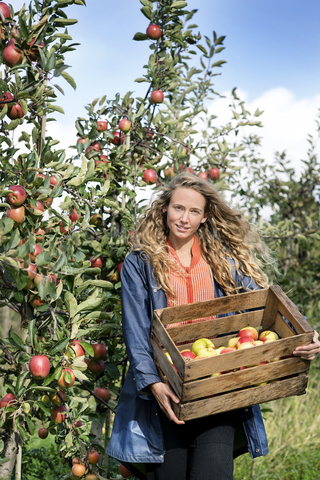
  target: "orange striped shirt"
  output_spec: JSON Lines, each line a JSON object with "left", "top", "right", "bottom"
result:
{"left": 166, "top": 235, "right": 216, "bottom": 329}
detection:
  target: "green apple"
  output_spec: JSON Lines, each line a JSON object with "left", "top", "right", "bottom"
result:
{"left": 192, "top": 338, "right": 215, "bottom": 356}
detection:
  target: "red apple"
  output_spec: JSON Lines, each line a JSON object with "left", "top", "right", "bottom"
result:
{"left": 50, "top": 389, "right": 66, "bottom": 406}
{"left": 28, "top": 201, "right": 44, "bottom": 215}
{"left": 74, "top": 420, "right": 82, "bottom": 428}
{"left": 94, "top": 387, "right": 110, "bottom": 404}
{"left": 69, "top": 208, "right": 79, "bottom": 222}
{"left": 70, "top": 340, "right": 85, "bottom": 357}
{"left": 57, "top": 368, "right": 75, "bottom": 388}
{"left": 6, "top": 185, "right": 26, "bottom": 206}
{"left": 119, "top": 464, "right": 134, "bottom": 479}
{"left": 197, "top": 171, "right": 208, "bottom": 181}
{"left": 21, "top": 261, "right": 37, "bottom": 279}
{"left": 86, "top": 142, "right": 101, "bottom": 155}
{"left": 29, "top": 355, "right": 51, "bottom": 380}
{"left": 110, "top": 131, "right": 125, "bottom": 145}
{"left": 86, "top": 475, "right": 98, "bottom": 480}
{"left": 208, "top": 167, "right": 220, "bottom": 180}
{"left": 87, "top": 359, "right": 105, "bottom": 374}
{"left": 49, "top": 175, "right": 60, "bottom": 188}
{"left": 30, "top": 295, "right": 44, "bottom": 308}
{"left": 38, "top": 427, "right": 48, "bottom": 439}
{"left": 117, "top": 261, "right": 123, "bottom": 275}
{"left": 220, "top": 347, "right": 236, "bottom": 354}
{"left": 143, "top": 168, "right": 157, "bottom": 184}
{"left": 77, "top": 137, "right": 87, "bottom": 145}
{"left": 7, "top": 102, "right": 24, "bottom": 120}
{"left": 0, "top": 92, "right": 14, "bottom": 109}
{"left": 60, "top": 221, "right": 69, "bottom": 235}
{"left": 88, "top": 449, "right": 100, "bottom": 465}
{"left": 236, "top": 337, "right": 254, "bottom": 349}
{"left": 146, "top": 24, "right": 162, "bottom": 40}
{"left": 72, "top": 458, "right": 81, "bottom": 465}
{"left": 259, "top": 331, "right": 279, "bottom": 342}
{"left": 96, "top": 120, "right": 108, "bottom": 132}
{"left": 95, "top": 155, "right": 109, "bottom": 167}
{"left": 2, "top": 43, "right": 23, "bottom": 68}
{"left": 48, "top": 274, "right": 58, "bottom": 286}
{"left": 6, "top": 205, "right": 25, "bottom": 224}
{"left": 28, "top": 39, "right": 44, "bottom": 62}
{"left": 145, "top": 129, "right": 153, "bottom": 140}
{"left": 0, "top": 393, "right": 16, "bottom": 409}
{"left": 72, "top": 464, "right": 86, "bottom": 477}
{"left": 0, "top": 2, "right": 11, "bottom": 18}
{"left": 35, "top": 228, "right": 45, "bottom": 242}
{"left": 180, "top": 349, "right": 196, "bottom": 360}
{"left": 50, "top": 405, "right": 67, "bottom": 423}
{"left": 90, "top": 256, "right": 103, "bottom": 268}
{"left": 227, "top": 337, "right": 240, "bottom": 348}
{"left": 150, "top": 90, "right": 164, "bottom": 104}
{"left": 92, "top": 343, "right": 107, "bottom": 360}
{"left": 238, "top": 327, "right": 258, "bottom": 341}
{"left": 118, "top": 118, "right": 131, "bottom": 133}
{"left": 28, "top": 244, "right": 42, "bottom": 262}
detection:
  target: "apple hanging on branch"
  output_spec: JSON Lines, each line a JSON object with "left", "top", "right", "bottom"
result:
{"left": 150, "top": 90, "right": 164, "bottom": 104}
{"left": 6, "top": 185, "right": 27, "bottom": 206}
{"left": 146, "top": 24, "right": 162, "bottom": 40}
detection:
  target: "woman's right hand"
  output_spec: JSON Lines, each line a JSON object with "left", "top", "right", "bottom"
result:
{"left": 150, "top": 382, "right": 185, "bottom": 425}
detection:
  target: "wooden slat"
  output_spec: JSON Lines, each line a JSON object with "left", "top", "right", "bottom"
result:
{"left": 151, "top": 334, "right": 182, "bottom": 398}
{"left": 157, "top": 289, "right": 269, "bottom": 325}
{"left": 274, "top": 312, "right": 297, "bottom": 338}
{"left": 270, "top": 285, "right": 314, "bottom": 334}
{"left": 167, "top": 310, "right": 264, "bottom": 344}
{"left": 181, "top": 357, "right": 309, "bottom": 402}
{"left": 152, "top": 312, "right": 185, "bottom": 376}
{"left": 173, "top": 374, "right": 308, "bottom": 421}
{"left": 261, "top": 288, "right": 279, "bottom": 330}
{"left": 184, "top": 333, "right": 313, "bottom": 381}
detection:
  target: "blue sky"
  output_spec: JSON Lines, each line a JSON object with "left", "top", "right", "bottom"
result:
{"left": 9, "top": 0, "right": 320, "bottom": 169}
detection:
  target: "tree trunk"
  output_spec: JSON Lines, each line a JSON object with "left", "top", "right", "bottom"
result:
{"left": 0, "top": 428, "right": 20, "bottom": 480}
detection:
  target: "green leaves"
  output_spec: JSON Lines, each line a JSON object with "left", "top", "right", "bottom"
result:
{"left": 133, "top": 32, "right": 148, "bottom": 41}
{"left": 48, "top": 338, "right": 70, "bottom": 355}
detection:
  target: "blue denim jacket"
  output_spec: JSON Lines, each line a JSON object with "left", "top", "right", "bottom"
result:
{"left": 106, "top": 251, "right": 269, "bottom": 465}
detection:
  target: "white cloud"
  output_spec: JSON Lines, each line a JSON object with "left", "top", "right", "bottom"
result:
{"left": 206, "top": 87, "right": 320, "bottom": 174}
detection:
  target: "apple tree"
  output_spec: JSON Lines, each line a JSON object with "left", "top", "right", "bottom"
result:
{"left": 0, "top": 0, "right": 267, "bottom": 479}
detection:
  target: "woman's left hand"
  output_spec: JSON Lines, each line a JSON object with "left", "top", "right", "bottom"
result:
{"left": 293, "top": 331, "right": 320, "bottom": 360}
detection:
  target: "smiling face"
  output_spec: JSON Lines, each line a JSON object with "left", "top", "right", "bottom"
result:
{"left": 163, "top": 187, "right": 207, "bottom": 246}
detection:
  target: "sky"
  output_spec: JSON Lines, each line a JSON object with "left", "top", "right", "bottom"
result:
{"left": 8, "top": 0, "right": 320, "bottom": 174}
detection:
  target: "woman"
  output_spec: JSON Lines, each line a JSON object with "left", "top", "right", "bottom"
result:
{"left": 106, "top": 173, "right": 320, "bottom": 480}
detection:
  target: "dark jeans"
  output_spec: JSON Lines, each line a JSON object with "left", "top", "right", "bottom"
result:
{"left": 146, "top": 409, "right": 236, "bottom": 480}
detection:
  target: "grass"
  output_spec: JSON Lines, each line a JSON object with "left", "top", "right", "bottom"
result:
{"left": 234, "top": 359, "right": 320, "bottom": 480}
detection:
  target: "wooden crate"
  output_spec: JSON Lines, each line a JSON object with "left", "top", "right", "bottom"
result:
{"left": 151, "top": 285, "right": 314, "bottom": 421}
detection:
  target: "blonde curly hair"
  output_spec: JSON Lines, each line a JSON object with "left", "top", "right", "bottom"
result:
{"left": 134, "top": 173, "right": 272, "bottom": 296}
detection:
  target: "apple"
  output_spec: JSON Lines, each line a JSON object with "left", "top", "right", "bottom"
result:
{"left": 50, "top": 405, "right": 67, "bottom": 423}
{"left": 86, "top": 475, "right": 98, "bottom": 480}
{"left": 237, "top": 342, "right": 254, "bottom": 351}
{"left": 60, "top": 221, "right": 69, "bottom": 235}
{"left": 77, "top": 137, "right": 87, "bottom": 145}
{"left": 92, "top": 343, "right": 107, "bottom": 360}
{"left": 86, "top": 142, "right": 101, "bottom": 155}
{"left": 110, "top": 131, "right": 125, "bottom": 145}
{"left": 6, "top": 205, "right": 25, "bottom": 224}
{"left": 197, "top": 171, "right": 208, "bottom": 181}
{"left": 90, "top": 256, "right": 103, "bottom": 268}
{"left": 145, "top": 129, "right": 153, "bottom": 140}
{"left": 118, "top": 118, "right": 131, "bottom": 133}
{"left": 41, "top": 394, "right": 50, "bottom": 404}
{"left": 220, "top": 347, "right": 236, "bottom": 354}
{"left": 150, "top": 90, "right": 164, "bottom": 104}
{"left": 236, "top": 337, "right": 254, "bottom": 349}
{"left": 117, "top": 261, "right": 124, "bottom": 275}
{"left": 6, "top": 185, "right": 26, "bottom": 206}
{"left": 0, "top": 393, "right": 16, "bottom": 409}
{"left": 0, "top": 2, "right": 11, "bottom": 18}
{"left": 96, "top": 120, "right": 108, "bottom": 132}
{"left": 49, "top": 274, "right": 58, "bottom": 286}
{"left": 0, "top": 92, "right": 14, "bottom": 110}
{"left": 208, "top": 167, "right": 220, "bottom": 180}
{"left": 164, "top": 167, "right": 175, "bottom": 179}
{"left": 165, "top": 352, "right": 173, "bottom": 364}
{"left": 20, "top": 261, "right": 37, "bottom": 280}
{"left": 94, "top": 387, "right": 110, "bottom": 404}
{"left": 70, "top": 340, "right": 85, "bottom": 357}
{"left": 74, "top": 420, "right": 82, "bottom": 428}
{"left": 95, "top": 155, "right": 109, "bottom": 167}
{"left": 69, "top": 208, "right": 79, "bottom": 222}
{"left": 192, "top": 338, "right": 215, "bottom": 356}
{"left": 88, "top": 449, "right": 100, "bottom": 465}
{"left": 238, "top": 327, "right": 258, "bottom": 341}
{"left": 215, "top": 347, "right": 224, "bottom": 354}
{"left": 29, "top": 355, "right": 51, "bottom": 379}
{"left": 7, "top": 102, "right": 24, "bottom": 120}
{"left": 254, "top": 340, "right": 264, "bottom": 346}
{"left": 49, "top": 175, "right": 60, "bottom": 188}
{"left": 143, "top": 168, "right": 157, "bottom": 184}
{"left": 180, "top": 349, "right": 196, "bottom": 360}
{"left": 28, "top": 39, "right": 44, "bottom": 62}
{"left": 119, "top": 464, "right": 134, "bottom": 479}
{"left": 50, "top": 389, "right": 66, "bottom": 406}
{"left": 87, "top": 359, "right": 105, "bottom": 374}
{"left": 72, "top": 464, "right": 86, "bottom": 477}
{"left": 42, "top": 197, "right": 53, "bottom": 208}
{"left": 38, "top": 427, "right": 48, "bottom": 439}
{"left": 2, "top": 43, "right": 23, "bottom": 67}
{"left": 57, "top": 368, "right": 75, "bottom": 388}
{"left": 28, "top": 201, "right": 44, "bottom": 215}
{"left": 227, "top": 337, "right": 240, "bottom": 348}
{"left": 196, "top": 349, "right": 217, "bottom": 358}
{"left": 146, "top": 24, "right": 162, "bottom": 40}
{"left": 259, "top": 331, "right": 279, "bottom": 342}
{"left": 72, "top": 458, "right": 81, "bottom": 465}
{"left": 28, "top": 244, "right": 42, "bottom": 262}
{"left": 30, "top": 295, "right": 44, "bottom": 308}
